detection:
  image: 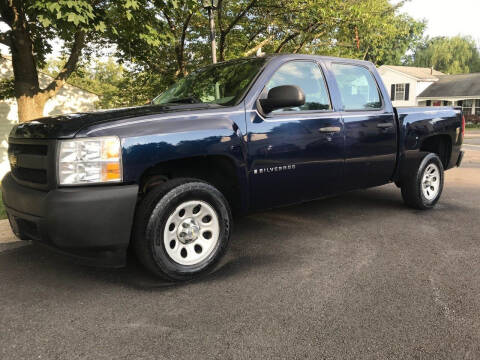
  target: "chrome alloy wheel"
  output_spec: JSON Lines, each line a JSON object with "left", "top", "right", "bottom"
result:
{"left": 421, "top": 163, "right": 440, "bottom": 201}
{"left": 163, "top": 200, "right": 220, "bottom": 266}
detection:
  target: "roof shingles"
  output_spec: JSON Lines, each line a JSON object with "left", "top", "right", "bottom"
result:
{"left": 418, "top": 73, "right": 480, "bottom": 98}
{"left": 382, "top": 65, "right": 444, "bottom": 80}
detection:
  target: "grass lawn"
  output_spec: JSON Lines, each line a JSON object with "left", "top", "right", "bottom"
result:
{"left": 0, "top": 196, "right": 7, "bottom": 220}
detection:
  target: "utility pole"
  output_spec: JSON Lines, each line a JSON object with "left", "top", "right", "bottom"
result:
{"left": 201, "top": 0, "right": 218, "bottom": 64}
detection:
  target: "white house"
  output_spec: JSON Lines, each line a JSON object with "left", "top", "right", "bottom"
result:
{"left": 0, "top": 55, "right": 100, "bottom": 178}
{"left": 378, "top": 65, "right": 444, "bottom": 107}
{"left": 416, "top": 73, "right": 480, "bottom": 121}
{"left": 379, "top": 65, "right": 480, "bottom": 124}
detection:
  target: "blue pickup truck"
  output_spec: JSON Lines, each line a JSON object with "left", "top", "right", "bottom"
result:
{"left": 2, "top": 54, "right": 465, "bottom": 280}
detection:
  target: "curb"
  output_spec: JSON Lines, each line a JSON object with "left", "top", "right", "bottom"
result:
{"left": 466, "top": 131, "right": 480, "bottom": 137}
{"left": 0, "top": 219, "right": 18, "bottom": 244}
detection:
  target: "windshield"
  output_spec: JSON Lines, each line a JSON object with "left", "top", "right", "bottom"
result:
{"left": 153, "top": 58, "right": 266, "bottom": 106}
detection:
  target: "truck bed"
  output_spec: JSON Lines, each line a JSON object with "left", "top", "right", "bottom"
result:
{"left": 394, "top": 106, "right": 463, "bottom": 171}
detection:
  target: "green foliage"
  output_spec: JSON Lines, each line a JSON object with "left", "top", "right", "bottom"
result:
{"left": 0, "top": 78, "right": 15, "bottom": 100}
{"left": 24, "top": 1, "right": 99, "bottom": 66}
{"left": 43, "top": 57, "right": 165, "bottom": 109}
{"left": 61, "top": 0, "right": 425, "bottom": 109}
{"left": 9, "top": 1, "right": 139, "bottom": 67}
{"left": 289, "top": 0, "right": 425, "bottom": 65}
{"left": 3, "top": 0, "right": 426, "bottom": 110}
{"left": 91, "top": 0, "right": 424, "bottom": 107}
{"left": 0, "top": 195, "right": 6, "bottom": 220}
{"left": 410, "top": 36, "right": 480, "bottom": 74}
{"left": 112, "top": 71, "right": 167, "bottom": 107}
{"left": 108, "top": 0, "right": 423, "bottom": 70}
{"left": 31, "top": 1, "right": 95, "bottom": 27}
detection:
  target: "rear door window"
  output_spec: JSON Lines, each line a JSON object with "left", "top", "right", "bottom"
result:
{"left": 331, "top": 64, "right": 382, "bottom": 111}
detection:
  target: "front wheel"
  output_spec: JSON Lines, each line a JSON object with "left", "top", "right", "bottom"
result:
{"left": 401, "top": 153, "right": 444, "bottom": 210}
{"left": 133, "top": 179, "right": 232, "bottom": 281}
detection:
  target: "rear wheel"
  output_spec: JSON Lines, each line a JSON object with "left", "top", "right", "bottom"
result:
{"left": 133, "top": 179, "right": 232, "bottom": 281}
{"left": 401, "top": 153, "right": 444, "bottom": 210}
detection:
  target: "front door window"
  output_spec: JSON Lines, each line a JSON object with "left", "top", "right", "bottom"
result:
{"left": 266, "top": 61, "right": 331, "bottom": 112}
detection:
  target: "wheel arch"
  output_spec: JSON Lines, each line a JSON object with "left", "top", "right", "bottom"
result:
{"left": 137, "top": 154, "right": 247, "bottom": 214}
{"left": 418, "top": 134, "right": 452, "bottom": 169}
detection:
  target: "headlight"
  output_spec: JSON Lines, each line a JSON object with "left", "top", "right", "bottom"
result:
{"left": 58, "top": 136, "right": 122, "bottom": 185}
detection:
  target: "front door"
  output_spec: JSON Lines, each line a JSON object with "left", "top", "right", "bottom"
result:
{"left": 247, "top": 60, "right": 345, "bottom": 210}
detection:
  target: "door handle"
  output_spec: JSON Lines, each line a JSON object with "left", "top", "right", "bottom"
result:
{"left": 319, "top": 126, "right": 341, "bottom": 133}
{"left": 377, "top": 123, "right": 394, "bottom": 129}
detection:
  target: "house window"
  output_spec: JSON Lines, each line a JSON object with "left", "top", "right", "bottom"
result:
{"left": 395, "top": 84, "right": 405, "bottom": 100}
{"left": 462, "top": 100, "right": 474, "bottom": 115}
{"left": 390, "top": 83, "right": 410, "bottom": 101}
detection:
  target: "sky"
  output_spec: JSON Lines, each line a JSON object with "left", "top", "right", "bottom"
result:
{"left": 399, "top": 0, "right": 480, "bottom": 41}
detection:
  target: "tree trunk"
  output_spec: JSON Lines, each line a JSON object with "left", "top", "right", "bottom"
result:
{"left": 1, "top": 1, "right": 85, "bottom": 122}
{"left": 175, "top": 45, "right": 187, "bottom": 77}
{"left": 218, "top": 33, "right": 226, "bottom": 62}
{"left": 12, "top": 34, "right": 43, "bottom": 123}
{"left": 12, "top": 46, "right": 43, "bottom": 122}
{"left": 7, "top": 5, "right": 42, "bottom": 122}
{"left": 17, "top": 95, "right": 47, "bottom": 122}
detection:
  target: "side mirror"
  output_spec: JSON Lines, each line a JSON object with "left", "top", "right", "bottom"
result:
{"left": 259, "top": 85, "right": 306, "bottom": 114}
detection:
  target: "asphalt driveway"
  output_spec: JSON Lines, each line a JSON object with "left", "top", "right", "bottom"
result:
{"left": 1, "top": 140, "right": 479, "bottom": 359}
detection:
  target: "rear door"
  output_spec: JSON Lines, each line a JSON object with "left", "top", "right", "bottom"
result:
{"left": 329, "top": 62, "right": 397, "bottom": 190}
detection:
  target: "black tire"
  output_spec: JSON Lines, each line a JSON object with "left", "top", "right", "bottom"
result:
{"left": 133, "top": 178, "right": 232, "bottom": 281}
{"left": 401, "top": 153, "right": 444, "bottom": 210}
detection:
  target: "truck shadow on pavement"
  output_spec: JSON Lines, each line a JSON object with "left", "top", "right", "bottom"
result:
{"left": 0, "top": 184, "right": 464, "bottom": 291}
{"left": 0, "top": 243, "right": 278, "bottom": 290}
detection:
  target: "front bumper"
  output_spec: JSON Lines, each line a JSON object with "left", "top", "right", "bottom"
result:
{"left": 1, "top": 173, "right": 138, "bottom": 267}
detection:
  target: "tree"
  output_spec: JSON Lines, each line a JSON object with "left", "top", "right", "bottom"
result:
{"left": 3, "top": 0, "right": 423, "bottom": 117}
{"left": 259, "top": 0, "right": 423, "bottom": 66}
{"left": 44, "top": 56, "right": 168, "bottom": 109}
{"left": 410, "top": 36, "right": 480, "bottom": 74}
{"left": 106, "top": 0, "right": 202, "bottom": 80}
{"left": 109, "top": 0, "right": 424, "bottom": 82}
{"left": 0, "top": 0, "right": 134, "bottom": 122}
{"left": 44, "top": 57, "right": 124, "bottom": 109}
{"left": 336, "top": 0, "right": 425, "bottom": 65}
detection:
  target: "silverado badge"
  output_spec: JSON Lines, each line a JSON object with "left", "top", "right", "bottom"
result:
{"left": 254, "top": 164, "right": 296, "bottom": 175}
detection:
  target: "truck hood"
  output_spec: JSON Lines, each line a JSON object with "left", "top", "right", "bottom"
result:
{"left": 9, "top": 103, "right": 219, "bottom": 139}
